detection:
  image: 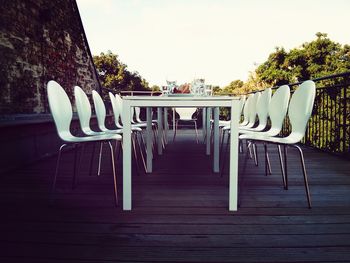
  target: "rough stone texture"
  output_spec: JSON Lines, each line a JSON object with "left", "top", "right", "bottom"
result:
{"left": 0, "top": 0, "right": 99, "bottom": 114}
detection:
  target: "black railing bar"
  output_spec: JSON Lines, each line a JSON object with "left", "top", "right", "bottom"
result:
{"left": 245, "top": 71, "right": 350, "bottom": 94}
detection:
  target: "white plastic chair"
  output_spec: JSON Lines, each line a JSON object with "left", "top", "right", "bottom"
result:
{"left": 133, "top": 106, "right": 166, "bottom": 150}
{"left": 241, "top": 85, "right": 291, "bottom": 137}
{"left": 91, "top": 90, "right": 147, "bottom": 174}
{"left": 109, "top": 92, "right": 148, "bottom": 173}
{"left": 240, "top": 88, "right": 272, "bottom": 132}
{"left": 74, "top": 86, "right": 105, "bottom": 136}
{"left": 240, "top": 94, "right": 252, "bottom": 127}
{"left": 243, "top": 92, "right": 261, "bottom": 129}
{"left": 47, "top": 80, "right": 121, "bottom": 206}
{"left": 218, "top": 94, "right": 247, "bottom": 128}
{"left": 173, "top": 107, "right": 199, "bottom": 143}
{"left": 75, "top": 86, "right": 119, "bottom": 177}
{"left": 222, "top": 85, "right": 290, "bottom": 168}
{"left": 239, "top": 80, "right": 316, "bottom": 208}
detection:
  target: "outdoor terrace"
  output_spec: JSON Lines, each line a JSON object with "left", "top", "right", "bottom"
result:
{"left": 1, "top": 130, "right": 350, "bottom": 262}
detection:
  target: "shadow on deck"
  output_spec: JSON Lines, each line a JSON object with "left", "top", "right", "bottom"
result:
{"left": 1, "top": 130, "right": 350, "bottom": 262}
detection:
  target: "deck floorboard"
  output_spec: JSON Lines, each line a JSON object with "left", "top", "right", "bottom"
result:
{"left": 1, "top": 130, "right": 350, "bottom": 262}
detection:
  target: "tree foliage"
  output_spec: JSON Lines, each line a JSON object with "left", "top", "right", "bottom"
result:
{"left": 93, "top": 51, "right": 150, "bottom": 93}
{"left": 255, "top": 33, "right": 350, "bottom": 86}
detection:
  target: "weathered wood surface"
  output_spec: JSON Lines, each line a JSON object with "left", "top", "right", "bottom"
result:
{"left": 1, "top": 130, "right": 350, "bottom": 262}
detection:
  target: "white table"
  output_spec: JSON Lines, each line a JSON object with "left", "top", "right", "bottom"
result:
{"left": 122, "top": 96, "right": 241, "bottom": 211}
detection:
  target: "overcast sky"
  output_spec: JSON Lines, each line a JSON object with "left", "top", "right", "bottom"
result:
{"left": 76, "top": 0, "right": 350, "bottom": 87}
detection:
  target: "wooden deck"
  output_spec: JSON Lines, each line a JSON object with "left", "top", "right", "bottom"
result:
{"left": 1, "top": 130, "right": 350, "bottom": 262}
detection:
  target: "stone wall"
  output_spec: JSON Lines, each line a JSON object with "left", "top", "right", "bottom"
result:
{"left": 0, "top": 0, "right": 99, "bottom": 114}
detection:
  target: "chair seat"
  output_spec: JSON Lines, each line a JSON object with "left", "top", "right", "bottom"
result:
{"left": 239, "top": 132, "right": 305, "bottom": 145}
{"left": 61, "top": 133, "right": 122, "bottom": 143}
{"left": 101, "top": 127, "right": 142, "bottom": 133}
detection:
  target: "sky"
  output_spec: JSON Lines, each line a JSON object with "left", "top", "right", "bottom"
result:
{"left": 76, "top": 0, "right": 350, "bottom": 87}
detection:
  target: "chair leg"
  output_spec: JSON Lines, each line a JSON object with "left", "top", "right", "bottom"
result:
{"left": 51, "top": 144, "right": 68, "bottom": 203}
{"left": 97, "top": 142, "right": 103, "bottom": 176}
{"left": 153, "top": 125, "right": 158, "bottom": 154}
{"left": 292, "top": 145, "right": 312, "bottom": 209}
{"left": 277, "top": 145, "right": 287, "bottom": 189}
{"left": 220, "top": 132, "right": 230, "bottom": 177}
{"left": 89, "top": 142, "right": 96, "bottom": 176}
{"left": 219, "top": 129, "right": 226, "bottom": 166}
{"left": 248, "top": 142, "right": 253, "bottom": 159}
{"left": 173, "top": 120, "right": 179, "bottom": 142}
{"left": 194, "top": 120, "right": 199, "bottom": 144}
{"left": 140, "top": 131, "right": 147, "bottom": 157}
{"left": 253, "top": 143, "right": 258, "bottom": 166}
{"left": 136, "top": 131, "right": 147, "bottom": 173}
{"left": 107, "top": 141, "right": 118, "bottom": 206}
{"left": 264, "top": 143, "right": 272, "bottom": 176}
{"left": 239, "top": 138, "right": 244, "bottom": 153}
{"left": 131, "top": 134, "right": 140, "bottom": 176}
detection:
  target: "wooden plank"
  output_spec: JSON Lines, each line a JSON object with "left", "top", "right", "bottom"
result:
{"left": 1, "top": 243, "right": 350, "bottom": 262}
{"left": 1, "top": 131, "right": 350, "bottom": 262}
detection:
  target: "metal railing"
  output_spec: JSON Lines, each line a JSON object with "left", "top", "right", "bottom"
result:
{"left": 101, "top": 87, "right": 162, "bottom": 97}
{"left": 100, "top": 72, "right": 350, "bottom": 156}
{"left": 270, "top": 72, "right": 350, "bottom": 156}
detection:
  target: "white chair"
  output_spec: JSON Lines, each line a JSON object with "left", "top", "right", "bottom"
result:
{"left": 74, "top": 86, "right": 105, "bottom": 136}
{"left": 47, "top": 80, "right": 121, "bottom": 206}
{"left": 239, "top": 80, "right": 316, "bottom": 208}
{"left": 243, "top": 92, "right": 261, "bottom": 129}
{"left": 75, "top": 86, "right": 117, "bottom": 177}
{"left": 109, "top": 92, "right": 148, "bottom": 173}
{"left": 242, "top": 85, "right": 291, "bottom": 137}
{"left": 92, "top": 90, "right": 146, "bottom": 174}
{"left": 133, "top": 106, "right": 166, "bottom": 150}
{"left": 240, "top": 88, "right": 272, "bottom": 132}
{"left": 219, "top": 94, "right": 250, "bottom": 128}
{"left": 217, "top": 95, "right": 247, "bottom": 128}
{"left": 222, "top": 85, "right": 290, "bottom": 171}
{"left": 173, "top": 107, "right": 199, "bottom": 143}
{"left": 240, "top": 94, "right": 252, "bottom": 127}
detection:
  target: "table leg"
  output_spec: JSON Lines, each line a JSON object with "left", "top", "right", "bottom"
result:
{"left": 164, "top": 107, "right": 168, "bottom": 145}
{"left": 206, "top": 107, "right": 211, "bottom": 155}
{"left": 122, "top": 100, "right": 132, "bottom": 210}
{"left": 213, "top": 107, "right": 220, "bottom": 172}
{"left": 229, "top": 100, "right": 240, "bottom": 211}
{"left": 146, "top": 107, "right": 153, "bottom": 173}
{"left": 202, "top": 108, "right": 206, "bottom": 142}
{"left": 172, "top": 108, "right": 176, "bottom": 130}
{"left": 157, "top": 107, "right": 163, "bottom": 155}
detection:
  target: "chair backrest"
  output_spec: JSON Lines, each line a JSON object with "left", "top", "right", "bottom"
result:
{"left": 109, "top": 92, "right": 123, "bottom": 128}
{"left": 248, "top": 92, "right": 261, "bottom": 125}
{"left": 92, "top": 90, "right": 107, "bottom": 131}
{"left": 115, "top": 94, "right": 123, "bottom": 113}
{"left": 256, "top": 88, "right": 272, "bottom": 128}
{"left": 47, "top": 80, "right": 73, "bottom": 140}
{"left": 288, "top": 80, "right": 316, "bottom": 136}
{"left": 74, "top": 86, "right": 93, "bottom": 134}
{"left": 241, "top": 94, "right": 253, "bottom": 124}
{"left": 175, "top": 108, "right": 197, "bottom": 120}
{"left": 134, "top": 107, "right": 142, "bottom": 123}
{"left": 239, "top": 95, "right": 246, "bottom": 114}
{"left": 114, "top": 93, "right": 126, "bottom": 126}
{"left": 268, "top": 85, "right": 290, "bottom": 135}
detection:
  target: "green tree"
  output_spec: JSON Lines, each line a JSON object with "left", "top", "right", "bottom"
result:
{"left": 216, "top": 80, "right": 244, "bottom": 95}
{"left": 151, "top": 85, "right": 160, "bottom": 92}
{"left": 255, "top": 33, "right": 350, "bottom": 86}
{"left": 255, "top": 47, "right": 293, "bottom": 86}
{"left": 93, "top": 51, "right": 150, "bottom": 93}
